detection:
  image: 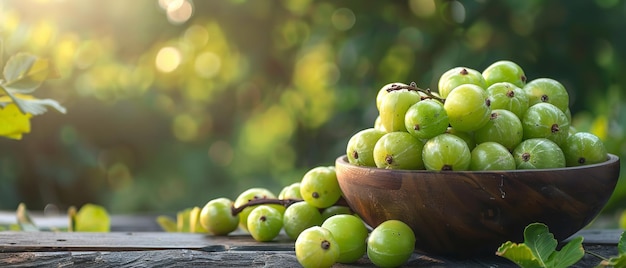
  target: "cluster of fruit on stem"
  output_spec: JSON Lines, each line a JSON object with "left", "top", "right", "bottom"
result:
{"left": 230, "top": 197, "right": 349, "bottom": 216}
{"left": 387, "top": 81, "right": 446, "bottom": 103}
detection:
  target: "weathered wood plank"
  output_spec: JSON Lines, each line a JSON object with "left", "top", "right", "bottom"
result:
{"left": 1, "top": 228, "right": 622, "bottom": 252}
{"left": 0, "top": 232, "right": 294, "bottom": 252}
{"left": 0, "top": 229, "right": 622, "bottom": 267}
{"left": 0, "top": 246, "right": 618, "bottom": 268}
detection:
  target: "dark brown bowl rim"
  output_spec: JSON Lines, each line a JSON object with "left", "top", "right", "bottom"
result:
{"left": 336, "top": 153, "right": 619, "bottom": 174}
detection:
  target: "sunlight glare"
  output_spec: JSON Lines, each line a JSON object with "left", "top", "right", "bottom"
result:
{"left": 155, "top": 46, "right": 182, "bottom": 73}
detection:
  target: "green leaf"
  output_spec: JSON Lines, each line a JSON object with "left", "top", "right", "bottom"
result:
{"left": 547, "top": 236, "right": 584, "bottom": 268}
{"left": 73, "top": 203, "right": 111, "bottom": 232}
{"left": 496, "top": 223, "right": 585, "bottom": 268}
{"left": 496, "top": 241, "right": 544, "bottom": 268}
{"left": 524, "top": 223, "right": 557, "bottom": 267}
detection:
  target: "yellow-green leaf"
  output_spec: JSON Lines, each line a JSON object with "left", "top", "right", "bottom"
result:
{"left": 496, "top": 241, "right": 544, "bottom": 268}
{"left": 0, "top": 103, "right": 32, "bottom": 140}
{"left": 73, "top": 203, "right": 111, "bottom": 232}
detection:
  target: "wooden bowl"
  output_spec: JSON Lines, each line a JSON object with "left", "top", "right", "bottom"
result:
{"left": 335, "top": 154, "right": 620, "bottom": 257}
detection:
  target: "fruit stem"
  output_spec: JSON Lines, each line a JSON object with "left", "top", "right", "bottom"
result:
{"left": 231, "top": 197, "right": 350, "bottom": 216}
{"left": 388, "top": 82, "right": 446, "bottom": 103}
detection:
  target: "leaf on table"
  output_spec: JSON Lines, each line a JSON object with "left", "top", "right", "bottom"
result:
{"left": 156, "top": 215, "right": 178, "bottom": 232}
{"left": 547, "top": 236, "right": 584, "bottom": 268}
{"left": 73, "top": 203, "right": 111, "bottom": 232}
{"left": 16, "top": 203, "right": 39, "bottom": 231}
{"left": 524, "top": 223, "right": 557, "bottom": 267}
{"left": 496, "top": 241, "right": 544, "bottom": 268}
{"left": 0, "top": 103, "right": 32, "bottom": 140}
{"left": 496, "top": 223, "right": 585, "bottom": 268}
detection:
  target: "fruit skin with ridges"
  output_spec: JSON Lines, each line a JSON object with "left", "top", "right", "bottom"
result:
{"left": 513, "top": 138, "right": 566, "bottom": 169}
{"left": 378, "top": 89, "right": 421, "bottom": 132}
{"left": 444, "top": 84, "right": 491, "bottom": 132}
{"left": 282, "top": 201, "right": 323, "bottom": 240}
{"left": 295, "top": 226, "right": 340, "bottom": 268}
{"left": 199, "top": 198, "right": 239, "bottom": 236}
{"left": 246, "top": 205, "right": 283, "bottom": 242}
{"left": 300, "top": 166, "right": 342, "bottom": 209}
{"left": 523, "top": 78, "right": 569, "bottom": 113}
{"left": 482, "top": 60, "right": 527, "bottom": 88}
{"left": 346, "top": 128, "right": 386, "bottom": 167}
{"left": 438, "top": 67, "right": 487, "bottom": 99}
{"left": 367, "top": 220, "right": 416, "bottom": 268}
{"left": 321, "top": 214, "right": 368, "bottom": 264}
{"left": 422, "top": 133, "right": 471, "bottom": 171}
{"left": 373, "top": 131, "right": 425, "bottom": 170}
{"left": 562, "top": 132, "right": 608, "bottom": 167}
{"left": 404, "top": 99, "right": 449, "bottom": 140}
{"left": 521, "top": 102, "right": 570, "bottom": 147}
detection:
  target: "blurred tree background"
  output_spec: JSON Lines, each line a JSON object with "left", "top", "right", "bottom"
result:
{"left": 1, "top": 0, "right": 625, "bottom": 216}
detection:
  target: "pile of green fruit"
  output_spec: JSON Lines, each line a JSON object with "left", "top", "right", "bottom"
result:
{"left": 167, "top": 60, "right": 610, "bottom": 268}
{"left": 196, "top": 165, "right": 416, "bottom": 268}
{"left": 348, "top": 60, "right": 608, "bottom": 171}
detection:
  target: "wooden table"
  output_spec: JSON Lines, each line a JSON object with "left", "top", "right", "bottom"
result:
{"left": 0, "top": 213, "right": 623, "bottom": 267}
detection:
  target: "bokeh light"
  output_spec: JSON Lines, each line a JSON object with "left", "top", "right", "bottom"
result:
{"left": 156, "top": 46, "right": 182, "bottom": 73}
{"left": 1, "top": 0, "right": 625, "bottom": 215}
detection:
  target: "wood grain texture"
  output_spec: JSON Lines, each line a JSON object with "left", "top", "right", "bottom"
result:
{"left": 0, "top": 230, "right": 621, "bottom": 267}
{"left": 335, "top": 154, "right": 620, "bottom": 257}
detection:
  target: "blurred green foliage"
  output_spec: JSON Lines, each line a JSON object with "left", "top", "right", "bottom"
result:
{"left": 0, "top": 0, "right": 625, "bottom": 215}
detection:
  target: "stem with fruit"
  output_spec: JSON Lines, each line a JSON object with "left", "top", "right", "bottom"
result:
{"left": 388, "top": 82, "right": 446, "bottom": 103}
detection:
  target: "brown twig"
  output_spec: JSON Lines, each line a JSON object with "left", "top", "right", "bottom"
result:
{"left": 231, "top": 197, "right": 350, "bottom": 216}
{"left": 387, "top": 81, "right": 446, "bottom": 103}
